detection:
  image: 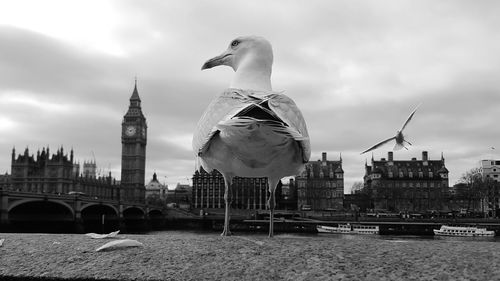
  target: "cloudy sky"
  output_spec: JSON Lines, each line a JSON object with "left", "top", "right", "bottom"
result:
{"left": 1, "top": 0, "right": 499, "bottom": 192}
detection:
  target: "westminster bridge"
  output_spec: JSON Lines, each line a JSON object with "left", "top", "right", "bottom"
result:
{"left": 0, "top": 190, "right": 165, "bottom": 233}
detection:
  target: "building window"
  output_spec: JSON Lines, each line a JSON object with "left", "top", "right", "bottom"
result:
{"left": 418, "top": 172, "right": 423, "bottom": 178}
{"left": 388, "top": 172, "right": 393, "bottom": 178}
{"left": 409, "top": 172, "right": 413, "bottom": 178}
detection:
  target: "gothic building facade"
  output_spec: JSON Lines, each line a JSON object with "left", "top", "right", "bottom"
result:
{"left": 296, "top": 152, "right": 344, "bottom": 211}
{"left": 120, "top": 81, "right": 147, "bottom": 203}
{"left": 363, "top": 151, "right": 449, "bottom": 212}
{"left": 8, "top": 146, "right": 120, "bottom": 200}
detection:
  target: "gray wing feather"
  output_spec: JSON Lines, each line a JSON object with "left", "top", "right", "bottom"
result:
{"left": 193, "top": 89, "right": 311, "bottom": 163}
{"left": 192, "top": 89, "right": 261, "bottom": 156}
{"left": 267, "top": 93, "right": 311, "bottom": 163}
{"left": 400, "top": 103, "right": 421, "bottom": 132}
{"left": 361, "top": 136, "right": 396, "bottom": 155}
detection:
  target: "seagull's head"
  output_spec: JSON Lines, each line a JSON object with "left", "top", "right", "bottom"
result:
{"left": 201, "top": 36, "right": 273, "bottom": 72}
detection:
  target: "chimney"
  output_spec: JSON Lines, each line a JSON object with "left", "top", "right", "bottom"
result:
{"left": 388, "top": 151, "right": 393, "bottom": 162}
{"left": 422, "top": 151, "right": 428, "bottom": 162}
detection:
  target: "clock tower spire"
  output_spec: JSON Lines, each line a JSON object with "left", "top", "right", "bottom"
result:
{"left": 121, "top": 80, "right": 147, "bottom": 202}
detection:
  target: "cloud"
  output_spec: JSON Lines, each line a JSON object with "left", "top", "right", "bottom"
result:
{"left": 1, "top": 0, "right": 500, "bottom": 191}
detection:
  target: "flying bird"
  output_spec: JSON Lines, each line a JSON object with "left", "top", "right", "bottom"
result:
{"left": 193, "top": 36, "right": 311, "bottom": 237}
{"left": 361, "top": 104, "right": 421, "bottom": 155}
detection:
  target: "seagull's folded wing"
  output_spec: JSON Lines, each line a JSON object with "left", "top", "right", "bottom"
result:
{"left": 192, "top": 89, "right": 263, "bottom": 157}
{"left": 267, "top": 93, "right": 311, "bottom": 163}
{"left": 193, "top": 89, "right": 311, "bottom": 164}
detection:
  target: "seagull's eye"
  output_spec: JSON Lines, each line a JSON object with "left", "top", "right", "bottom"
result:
{"left": 231, "top": 40, "right": 240, "bottom": 48}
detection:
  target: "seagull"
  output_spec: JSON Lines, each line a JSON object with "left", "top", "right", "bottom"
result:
{"left": 193, "top": 36, "right": 311, "bottom": 237}
{"left": 361, "top": 104, "right": 421, "bottom": 154}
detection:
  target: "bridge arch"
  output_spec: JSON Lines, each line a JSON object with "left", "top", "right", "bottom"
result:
{"left": 9, "top": 199, "right": 75, "bottom": 217}
{"left": 80, "top": 203, "right": 119, "bottom": 216}
{"left": 80, "top": 203, "right": 120, "bottom": 233}
{"left": 148, "top": 209, "right": 165, "bottom": 230}
{"left": 8, "top": 200, "right": 75, "bottom": 233}
{"left": 122, "top": 206, "right": 146, "bottom": 232}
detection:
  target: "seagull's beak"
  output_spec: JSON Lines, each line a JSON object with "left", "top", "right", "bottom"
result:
{"left": 201, "top": 51, "right": 232, "bottom": 70}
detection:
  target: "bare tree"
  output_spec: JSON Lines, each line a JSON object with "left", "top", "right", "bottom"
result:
{"left": 459, "top": 167, "right": 488, "bottom": 214}
{"left": 351, "top": 181, "right": 364, "bottom": 194}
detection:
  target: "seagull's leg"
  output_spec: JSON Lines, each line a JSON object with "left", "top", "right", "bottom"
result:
{"left": 267, "top": 178, "right": 279, "bottom": 238}
{"left": 221, "top": 174, "right": 233, "bottom": 236}
{"left": 404, "top": 140, "right": 413, "bottom": 146}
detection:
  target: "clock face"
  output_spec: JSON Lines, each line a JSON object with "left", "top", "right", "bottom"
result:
{"left": 125, "top": 126, "right": 136, "bottom": 136}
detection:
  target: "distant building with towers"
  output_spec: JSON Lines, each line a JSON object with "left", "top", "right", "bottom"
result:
{"left": 363, "top": 151, "right": 449, "bottom": 212}
{"left": 145, "top": 172, "right": 168, "bottom": 204}
{"left": 120, "top": 81, "right": 147, "bottom": 203}
{"left": 8, "top": 146, "right": 120, "bottom": 199}
{"left": 83, "top": 160, "right": 97, "bottom": 178}
{"left": 295, "top": 152, "right": 344, "bottom": 211}
{"left": 2, "top": 81, "right": 149, "bottom": 204}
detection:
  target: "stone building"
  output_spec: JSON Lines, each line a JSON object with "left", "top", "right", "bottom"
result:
{"left": 120, "top": 81, "right": 147, "bottom": 203}
{"left": 0, "top": 172, "right": 10, "bottom": 190}
{"left": 363, "top": 151, "right": 449, "bottom": 212}
{"left": 9, "top": 146, "right": 120, "bottom": 200}
{"left": 82, "top": 160, "right": 97, "bottom": 178}
{"left": 145, "top": 172, "right": 168, "bottom": 204}
{"left": 192, "top": 167, "right": 275, "bottom": 210}
{"left": 481, "top": 159, "right": 500, "bottom": 182}
{"left": 276, "top": 179, "right": 298, "bottom": 210}
{"left": 166, "top": 183, "right": 192, "bottom": 208}
{"left": 295, "top": 152, "right": 344, "bottom": 211}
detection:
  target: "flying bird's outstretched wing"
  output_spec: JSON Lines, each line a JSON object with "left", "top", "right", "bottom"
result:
{"left": 400, "top": 103, "right": 421, "bottom": 132}
{"left": 361, "top": 136, "right": 396, "bottom": 155}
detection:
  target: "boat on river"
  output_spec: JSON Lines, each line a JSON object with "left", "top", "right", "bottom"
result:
{"left": 433, "top": 225, "right": 495, "bottom": 237}
{"left": 317, "top": 223, "right": 379, "bottom": 235}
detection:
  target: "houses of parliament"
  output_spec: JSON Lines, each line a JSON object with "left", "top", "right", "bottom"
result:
{"left": 1, "top": 82, "right": 148, "bottom": 204}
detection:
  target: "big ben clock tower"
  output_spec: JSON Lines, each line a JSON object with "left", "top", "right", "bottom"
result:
{"left": 121, "top": 80, "right": 147, "bottom": 202}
